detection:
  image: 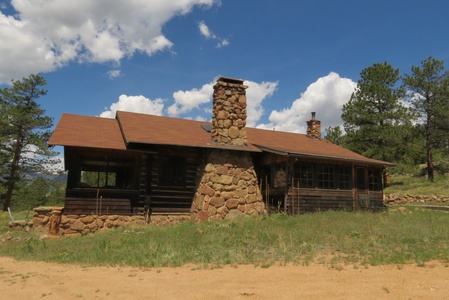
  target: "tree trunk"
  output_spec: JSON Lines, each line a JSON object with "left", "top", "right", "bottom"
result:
{"left": 3, "top": 140, "right": 22, "bottom": 211}
{"left": 427, "top": 145, "right": 434, "bottom": 182}
{"left": 426, "top": 114, "right": 434, "bottom": 182}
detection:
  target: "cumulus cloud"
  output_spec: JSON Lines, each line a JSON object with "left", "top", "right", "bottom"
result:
{"left": 168, "top": 82, "right": 214, "bottom": 116}
{"left": 0, "top": 0, "right": 217, "bottom": 83}
{"left": 244, "top": 80, "right": 278, "bottom": 127}
{"left": 94, "top": 74, "right": 352, "bottom": 134}
{"left": 198, "top": 20, "right": 229, "bottom": 48}
{"left": 100, "top": 94, "right": 165, "bottom": 118}
{"left": 257, "top": 72, "right": 356, "bottom": 133}
{"left": 167, "top": 78, "right": 277, "bottom": 125}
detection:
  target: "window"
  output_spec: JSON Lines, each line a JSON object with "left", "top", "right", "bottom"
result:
{"left": 317, "top": 165, "right": 335, "bottom": 189}
{"left": 159, "top": 156, "right": 186, "bottom": 186}
{"left": 295, "top": 163, "right": 314, "bottom": 188}
{"left": 81, "top": 171, "right": 116, "bottom": 188}
{"left": 272, "top": 165, "right": 286, "bottom": 188}
{"left": 338, "top": 167, "right": 352, "bottom": 190}
{"left": 74, "top": 156, "right": 137, "bottom": 189}
{"left": 356, "top": 167, "right": 366, "bottom": 191}
{"left": 294, "top": 163, "right": 352, "bottom": 190}
{"left": 368, "top": 169, "right": 382, "bottom": 191}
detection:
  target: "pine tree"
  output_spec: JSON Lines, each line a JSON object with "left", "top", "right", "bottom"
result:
{"left": 403, "top": 57, "right": 449, "bottom": 182}
{"left": 342, "top": 62, "right": 414, "bottom": 163}
{"left": 0, "top": 74, "right": 57, "bottom": 211}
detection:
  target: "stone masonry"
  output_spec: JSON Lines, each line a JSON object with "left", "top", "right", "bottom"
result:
{"left": 306, "top": 112, "right": 321, "bottom": 139}
{"left": 190, "top": 76, "right": 266, "bottom": 221}
{"left": 191, "top": 150, "right": 266, "bottom": 221}
{"left": 211, "top": 77, "right": 248, "bottom": 146}
{"left": 33, "top": 207, "right": 189, "bottom": 237}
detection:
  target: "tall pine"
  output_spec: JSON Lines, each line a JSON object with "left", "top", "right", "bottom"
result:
{"left": 403, "top": 57, "right": 449, "bottom": 181}
{"left": 0, "top": 74, "right": 57, "bottom": 211}
{"left": 342, "top": 62, "right": 413, "bottom": 163}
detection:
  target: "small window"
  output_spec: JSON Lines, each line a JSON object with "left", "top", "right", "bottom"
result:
{"left": 295, "top": 163, "right": 314, "bottom": 188}
{"left": 81, "top": 171, "right": 116, "bottom": 188}
{"left": 317, "top": 165, "right": 335, "bottom": 189}
{"left": 338, "top": 167, "right": 352, "bottom": 190}
{"left": 159, "top": 156, "right": 186, "bottom": 186}
{"left": 272, "top": 165, "right": 286, "bottom": 188}
{"left": 356, "top": 167, "right": 367, "bottom": 191}
{"left": 368, "top": 169, "right": 382, "bottom": 191}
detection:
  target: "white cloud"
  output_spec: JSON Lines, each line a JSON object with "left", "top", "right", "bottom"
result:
{"left": 0, "top": 0, "right": 218, "bottom": 83}
{"left": 195, "top": 115, "right": 207, "bottom": 121}
{"left": 198, "top": 20, "right": 229, "bottom": 48}
{"left": 199, "top": 20, "right": 216, "bottom": 39}
{"left": 100, "top": 94, "right": 165, "bottom": 118}
{"left": 107, "top": 69, "right": 121, "bottom": 79}
{"left": 257, "top": 72, "right": 356, "bottom": 133}
{"left": 244, "top": 80, "right": 278, "bottom": 127}
{"left": 167, "top": 78, "right": 277, "bottom": 124}
{"left": 167, "top": 82, "right": 214, "bottom": 116}
{"left": 216, "top": 39, "right": 230, "bottom": 48}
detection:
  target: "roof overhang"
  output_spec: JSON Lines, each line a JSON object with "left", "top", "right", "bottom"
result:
{"left": 254, "top": 145, "right": 396, "bottom": 167}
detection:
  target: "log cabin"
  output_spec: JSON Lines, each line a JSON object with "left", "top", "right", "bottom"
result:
{"left": 49, "top": 76, "right": 393, "bottom": 223}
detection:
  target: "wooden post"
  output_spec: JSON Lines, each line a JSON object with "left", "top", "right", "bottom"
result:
{"left": 99, "top": 195, "right": 103, "bottom": 216}
{"left": 96, "top": 189, "right": 99, "bottom": 215}
{"left": 291, "top": 178, "right": 295, "bottom": 215}
{"left": 264, "top": 175, "right": 268, "bottom": 210}
{"left": 297, "top": 179, "right": 300, "bottom": 214}
{"left": 49, "top": 209, "right": 62, "bottom": 235}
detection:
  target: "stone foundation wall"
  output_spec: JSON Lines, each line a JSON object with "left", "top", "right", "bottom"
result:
{"left": 384, "top": 194, "right": 449, "bottom": 205}
{"left": 191, "top": 149, "right": 267, "bottom": 221}
{"left": 33, "top": 207, "right": 190, "bottom": 237}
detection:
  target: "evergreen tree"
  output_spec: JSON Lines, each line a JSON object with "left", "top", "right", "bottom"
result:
{"left": 342, "top": 62, "right": 413, "bottom": 163}
{"left": 0, "top": 74, "right": 57, "bottom": 211}
{"left": 324, "top": 125, "right": 345, "bottom": 146}
{"left": 403, "top": 57, "right": 449, "bottom": 182}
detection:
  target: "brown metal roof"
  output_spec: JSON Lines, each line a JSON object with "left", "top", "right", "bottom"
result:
{"left": 48, "top": 113, "right": 126, "bottom": 150}
{"left": 49, "top": 111, "right": 393, "bottom": 166}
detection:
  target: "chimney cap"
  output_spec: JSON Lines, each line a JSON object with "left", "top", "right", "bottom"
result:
{"left": 311, "top": 112, "right": 316, "bottom": 120}
{"left": 217, "top": 76, "right": 244, "bottom": 85}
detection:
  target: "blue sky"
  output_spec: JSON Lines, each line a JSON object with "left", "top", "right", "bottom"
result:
{"left": 1, "top": 0, "right": 448, "bottom": 136}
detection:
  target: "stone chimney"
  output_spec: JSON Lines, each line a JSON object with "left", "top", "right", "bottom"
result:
{"left": 211, "top": 77, "right": 248, "bottom": 146}
{"left": 306, "top": 112, "right": 321, "bottom": 139}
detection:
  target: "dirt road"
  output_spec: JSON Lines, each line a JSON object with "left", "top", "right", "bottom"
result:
{"left": 1, "top": 257, "right": 448, "bottom": 299}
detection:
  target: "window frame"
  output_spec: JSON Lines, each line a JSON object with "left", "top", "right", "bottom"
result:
{"left": 294, "top": 162, "right": 353, "bottom": 190}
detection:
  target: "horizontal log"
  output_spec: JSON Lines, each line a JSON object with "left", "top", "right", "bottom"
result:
{"left": 64, "top": 197, "right": 132, "bottom": 215}
{"left": 151, "top": 207, "right": 190, "bottom": 213}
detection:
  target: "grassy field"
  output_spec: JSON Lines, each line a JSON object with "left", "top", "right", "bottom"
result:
{"left": 1, "top": 174, "right": 448, "bottom": 268}
{"left": 1, "top": 209, "right": 449, "bottom": 268}
{"left": 385, "top": 173, "right": 449, "bottom": 196}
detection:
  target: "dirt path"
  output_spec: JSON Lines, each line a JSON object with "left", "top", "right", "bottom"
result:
{"left": 1, "top": 256, "right": 448, "bottom": 299}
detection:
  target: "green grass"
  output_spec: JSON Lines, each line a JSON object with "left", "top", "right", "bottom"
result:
{"left": 0, "top": 210, "right": 33, "bottom": 234}
{"left": 1, "top": 210, "right": 449, "bottom": 268}
{"left": 385, "top": 174, "right": 449, "bottom": 196}
{"left": 2, "top": 174, "right": 448, "bottom": 268}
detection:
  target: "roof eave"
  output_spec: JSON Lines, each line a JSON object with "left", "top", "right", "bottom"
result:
{"left": 125, "top": 140, "right": 262, "bottom": 152}
{"left": 254, "top": 145, "right": 395, "bottom": 167}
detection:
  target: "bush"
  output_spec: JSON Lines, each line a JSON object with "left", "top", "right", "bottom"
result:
{"left": 11, "top": 176, "right": 65, "bottom": 211}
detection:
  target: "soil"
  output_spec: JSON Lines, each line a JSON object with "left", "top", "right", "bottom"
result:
{"left": 1, "top": 257, "right": 448, "bottom": 299}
